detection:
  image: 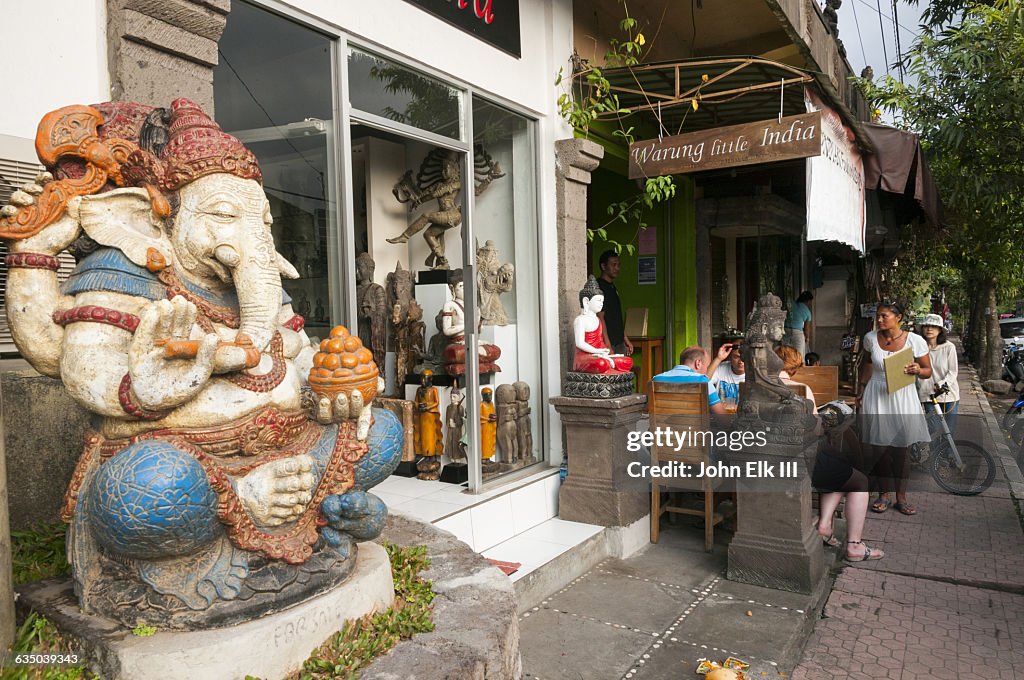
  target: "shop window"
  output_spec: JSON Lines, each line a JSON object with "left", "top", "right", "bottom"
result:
{"left": 347, "top": 48, "right": 464, "bottom": 141}
{"left": 214, "top": 1, "right": 339, "bottom": 339}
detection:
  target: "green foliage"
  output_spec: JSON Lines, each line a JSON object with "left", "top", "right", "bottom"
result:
{"left": 4, "top": 613, "right": 96, "bottom": 680}
{"left": 854, "top": 0, "right": 1024, "bottom": 300}
{"left": 555, "top": 0, "right": 677, "bottom": 256}
{"left": 286, "top": 544, "right": 435, "bottom": 680}
{"left": 130, "top": 625, "right": 157, "bottom": 638}
{"left": 11, "top": 523, "right": 68, "bottom": 587}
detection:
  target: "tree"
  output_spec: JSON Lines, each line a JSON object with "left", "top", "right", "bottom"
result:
{"left": 856, "top": 0, "right": 1024, "bottom": 379}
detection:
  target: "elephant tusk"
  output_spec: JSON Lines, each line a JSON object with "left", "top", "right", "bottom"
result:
{"left": 214, "top": 244, "right": 241, "bottom": 268}
{"left": 277, "top": 253, "right": 300, "bottom": 280}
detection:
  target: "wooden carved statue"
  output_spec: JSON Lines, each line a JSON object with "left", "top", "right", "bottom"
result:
{"left": 514, "top": 380, "right": 533, "bottom": 461}
{"left": 444, "top": 386, "right": 466, "bottom": 462}
{"left": 356, "top": 252, "right": 387, "bottom": 374}
{"left": 415, "top": 370, "right": 442, "bottom": 480}
{"left": 477, "top": 239, "right": 515, "bottom": 326}
{"left": 495, "top": 384, "right": 519, "bottom": 463}
{"left": 0, "top": 99, "right": 403, "bottom": 630}
{"left": 389, "top": 146, "right": 505, "bottom": 270}
{"left": 408, "top": 300, "right": 426, "bottom": 376}
{"left": 480, "top": 387, "right": 498, "bottom": 460}
{"left": 386, "top": 261, "right": 416, "bottom": 393}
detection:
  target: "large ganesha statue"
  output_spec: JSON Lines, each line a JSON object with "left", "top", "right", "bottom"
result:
{"left": 0, "top": 99, "right": 404, "bottom": 628}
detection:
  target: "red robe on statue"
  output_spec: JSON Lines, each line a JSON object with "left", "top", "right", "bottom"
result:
{"left": 573, "top": 319, "right": 633, "bottom": 374}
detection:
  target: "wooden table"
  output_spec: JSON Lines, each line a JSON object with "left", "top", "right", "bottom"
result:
{"left": 632, "top": 336, "right": 665, "bottom": 392}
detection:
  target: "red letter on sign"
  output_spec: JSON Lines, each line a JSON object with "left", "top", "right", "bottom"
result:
{"left": 477, "top": 0, "right": 495, "bottom": 23}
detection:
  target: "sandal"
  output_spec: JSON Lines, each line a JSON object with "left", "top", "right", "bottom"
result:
{"left": 893, "top": 502, "right": 917, "bottom": 516}
{"left": 846, "top": 541, "right": 884, "bottom": 562}
{"left": 821, "top": 534, "right": 840, "bottom": 548}
{"left": 870, "top": 497, "right": 892, "bottom": 513}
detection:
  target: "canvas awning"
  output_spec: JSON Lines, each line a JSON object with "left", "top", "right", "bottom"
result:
{"left": 862, "top": 123, "right": 943, "bottom": 228}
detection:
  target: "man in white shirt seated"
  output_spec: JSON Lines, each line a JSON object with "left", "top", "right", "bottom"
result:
{"left": 706, "top": 342, "right": 745, "bottom": 405}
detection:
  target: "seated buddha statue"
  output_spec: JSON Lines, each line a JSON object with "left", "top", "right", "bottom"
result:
{"left": 573, "top": 276, "right": 634, "bottom": 374}
{"left": 442, "top": 268, "right": 501, "bottom": 374}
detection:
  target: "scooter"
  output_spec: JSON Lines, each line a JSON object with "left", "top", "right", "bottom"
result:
{"left": 1003, "top": 344, "right": 1024, "bottom": 385}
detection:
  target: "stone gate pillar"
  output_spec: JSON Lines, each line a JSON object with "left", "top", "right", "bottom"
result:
{"left": 106, "top": 0, "right": 231, "bottom": 114}
{"left": 554, "top": 138, "right": 604, "bottom": 384}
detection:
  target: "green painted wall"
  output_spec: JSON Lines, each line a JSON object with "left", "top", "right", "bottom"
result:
{"left": 588, "top": 164, "right": 698, "bottom": 373}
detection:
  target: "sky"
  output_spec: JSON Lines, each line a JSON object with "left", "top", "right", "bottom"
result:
{"left": 830, "top": 0, "right": 928, "bottom": 84}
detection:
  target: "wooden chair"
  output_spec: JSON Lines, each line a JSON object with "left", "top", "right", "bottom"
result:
{"left": 794, "top": 365, "right": 839, "bottom": 406}
{"left": 648, "top": 380, "right": 724, "bottom": 552}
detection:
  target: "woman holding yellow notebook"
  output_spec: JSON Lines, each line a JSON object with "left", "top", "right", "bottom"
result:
{"left": 856, "top": 301, "right": 932, "bottom": 521}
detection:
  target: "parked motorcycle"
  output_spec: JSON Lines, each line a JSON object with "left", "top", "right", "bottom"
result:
{"left": 1002, "top": 343, "right": 1024, "bottom": 385}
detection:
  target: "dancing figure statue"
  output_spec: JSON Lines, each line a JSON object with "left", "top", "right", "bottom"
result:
{"left": 0, "top": 100, "right": 403, "bottom": 629}
{"left": 389, "top": 146, "right": 504, "bottom": 270}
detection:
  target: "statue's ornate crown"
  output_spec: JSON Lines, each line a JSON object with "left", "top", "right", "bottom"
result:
{"left": 580, "top": 275, "right": 602, "bottom": 303}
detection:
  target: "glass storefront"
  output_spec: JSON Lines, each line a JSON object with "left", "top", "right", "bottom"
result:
{"left": 215, "top": 2, "right": 544, "bottom": 491}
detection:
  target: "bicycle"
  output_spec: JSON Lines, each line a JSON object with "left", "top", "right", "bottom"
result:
{"left": 909, "top": 383, "right": 996, "bottom": 496}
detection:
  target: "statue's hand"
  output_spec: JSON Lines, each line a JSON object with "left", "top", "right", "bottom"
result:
{"left": 3, "top": 173, "right": 82, "bottom": 255}
{"left": 128, "top": 297, "right": 218, "bottom": 408}
{"left": 237, "top": 454, "right": 315, "bottom": 527}
{"left": 313, "top": 377, "right": 381, "bottom": 441}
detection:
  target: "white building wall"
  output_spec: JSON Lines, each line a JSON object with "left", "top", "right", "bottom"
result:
{"left": 0, "top": 0, "right": 110, "bottom": 140}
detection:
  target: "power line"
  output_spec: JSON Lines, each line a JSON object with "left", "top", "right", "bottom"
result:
{"left": 850, "top": 0, "right": 869, "bottom": 69}
{"left": 892, "top": 0, "right": 905, "bottom": 82}
{"left": 875, "top": 0, "right": 891, "bottom": 76}
{"left": 852, "top": 0, "right": 919, "bottom": 38}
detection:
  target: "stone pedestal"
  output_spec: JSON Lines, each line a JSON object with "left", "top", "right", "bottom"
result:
{"left": 551, "top": 394, "right": 647, "bottom": 527}
{"left": 726, "top": 440, "right": 824, "bottom": 594}
{"left": 17, "top": 543, "right": 394, "bottom": 680}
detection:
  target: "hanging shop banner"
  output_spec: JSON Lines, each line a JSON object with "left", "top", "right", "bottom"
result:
{"left": 804, "top": 87, "right": 865, "bottom": 253}
{"left": 627, "top": 112, "right": 821, "bottom": 179}
{"left": 403, "top": 0, "right": 521, "bottom": 58}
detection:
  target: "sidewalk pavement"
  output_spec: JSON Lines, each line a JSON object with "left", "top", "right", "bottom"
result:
{"left": 519, "top": 348, "right": 1024, "bottom": 680}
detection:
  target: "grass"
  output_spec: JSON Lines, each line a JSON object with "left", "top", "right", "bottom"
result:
{"left": 9, "top": 524, "right": 435, "bottom": 680}
{"left": 10, "top": 523, "right": 68, "bottom": 587}
{"left": 284, "top": 543, "right": 436, "bottom": 680}
{"left": 1, "top": 613, "right": 96, "bottom": 680}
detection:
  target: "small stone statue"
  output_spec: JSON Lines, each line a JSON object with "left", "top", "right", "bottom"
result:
{"left": 444, "top": 387, "right": 466, "bottom": 462}
{"left": 514, "top": 380, "right": 533, "bottom": 461}
{"left": 415, "top": 370, "right": 442, "bottom": 479}
{"left": 573, "top": 276, "right": 633, "bottom": 374}
{"left": 296, "top": 293, "right": 312, "bottom": 319}
{"left": 738, "top": 293, "right": 813, "bottom": 433}
{"left": 389, "top": 147, "right": 504, "bottom": 270}
{"left": 314, "top": 298, "right": 326, "bottom": 323}
{"left": 477, "top": 239, "right": 515, "bottom": 326}
{"left": 480, "top": 387, "right": 498, "bottom": 460}
{"left": 442, "top": 268, "right": 501, "bottom": 375}
{"left": 417, "top": 308, "right": 447, "bottom": 374}
{"left": 408, "top": 300, "right": 426, "bottom": 374}
{"left": 356, "top": 253, "right": 386, "bottom": 371}
{"left": 495, "top": 383, "right": 519, "bottom": 463}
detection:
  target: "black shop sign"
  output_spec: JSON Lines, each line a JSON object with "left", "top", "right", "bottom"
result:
{"left": 403, "top": 0, "right": 521, "bottom": 58}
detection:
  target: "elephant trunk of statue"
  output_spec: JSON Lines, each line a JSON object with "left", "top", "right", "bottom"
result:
{"left": 214, "top": 240, "right": 283, "bottom": 353}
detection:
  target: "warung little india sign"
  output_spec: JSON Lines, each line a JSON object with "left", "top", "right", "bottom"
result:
{"left": 627, "top": 111, "right": 822, "bottom": 179}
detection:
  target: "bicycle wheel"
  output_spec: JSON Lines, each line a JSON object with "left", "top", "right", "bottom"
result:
{"left": 1002, "top": 405, "right": 1023, "bottom": 431}
{"left": 1011, "top": 419, "right": 1024, "bottom": 447}
{"left": 930, "top": 440, "right": 996, "bottom": 496}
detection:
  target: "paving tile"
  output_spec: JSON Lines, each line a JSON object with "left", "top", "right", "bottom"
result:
{"left": 519, "top": 608, "right": 655, "bottom": 680}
